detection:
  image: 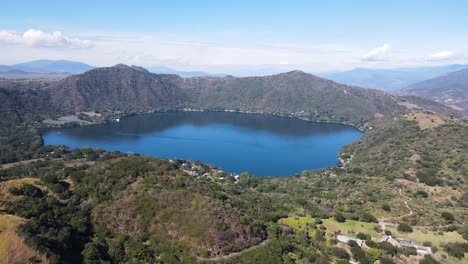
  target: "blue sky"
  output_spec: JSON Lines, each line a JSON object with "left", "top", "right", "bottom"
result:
{"left": 1, "top": 0, "right": 467, "bottom": 74}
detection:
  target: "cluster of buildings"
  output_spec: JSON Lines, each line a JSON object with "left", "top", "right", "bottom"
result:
{"left": 337, "top": 234, "right": 432, "bottom": 255}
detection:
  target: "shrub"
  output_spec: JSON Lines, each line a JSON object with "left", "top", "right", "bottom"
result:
{"left": 334, "top": 212, "right": 346, "bottom": 223}
{"left": 397, "top": 223, "right": 413, "bottom": 233}
{"left": 382, "top": 204, "right": 391, "bottom": 212}
{"left": 441, "top": 212, "right": 455, "bottom": 222}
{"left": 380, "top": 256, "right": 394, "bottom": 264}
{"left": 331, "top": 247, "right": 350, "bottom": 260}
{"left": 415, "top": 190, "right": 429, "bottom": 198}
{"left": 422, "top": 241, "right": 432, "bottom": 247}
{"left": 377, "top": 242, "right": 396, "bottom": 256}
{"left": 357, "top": 232, "right": 368, "bottom": 240}
{"left": 365, "top": 248, "right": 381, "bottom": 263}
{"left": 419, "top": 255, "right": 440, "bottom": 264}
{"left": 360, "top": 212, "right": 378, "bottom": 223}
{"left": 442, "top": 243, "right": 467, "bottom": 259}
{"left": 366, "top": 240, "right": 377, "bottom": 248}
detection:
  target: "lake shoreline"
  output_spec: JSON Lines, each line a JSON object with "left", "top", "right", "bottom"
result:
{"left": 37, "top": 108, "right": 367, "bottom": 132}
{"left": 41, "top": 111, "right": 363, "bottom": 176}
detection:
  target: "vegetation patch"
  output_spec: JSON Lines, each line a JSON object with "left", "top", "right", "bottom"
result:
{"left": 0, "top": 214, "right": 47, "bottom": 263}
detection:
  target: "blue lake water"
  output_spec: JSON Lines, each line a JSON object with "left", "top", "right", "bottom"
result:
{"left": 41, "top": 112, "right": 362, "bottom": 176}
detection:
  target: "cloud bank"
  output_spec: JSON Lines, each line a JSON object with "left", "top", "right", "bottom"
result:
{"left": 0, "top": 29, "right": 93, "bottom": 49}
{"left": 362, "top": 44, "right": 392, "bottom": 61}
{"left": 427, "top": 50, "right": 459, "bottom": 61}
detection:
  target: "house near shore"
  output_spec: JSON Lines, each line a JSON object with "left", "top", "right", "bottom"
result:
{"left": 337, "top": 235, "right": 364, "bottom": 247}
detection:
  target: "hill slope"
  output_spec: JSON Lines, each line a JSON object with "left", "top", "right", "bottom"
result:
{"left": 399, "top": 68, "right": 468, "bottom": 112}
{"left": 41, "top": 65, "right": 404, "bottom": 129}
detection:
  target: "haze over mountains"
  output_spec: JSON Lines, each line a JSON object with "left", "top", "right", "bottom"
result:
{"left": 399, "top": 68, "right": 468, "bottom": 112}
{"left": 322, "top": 64, "right": 468, "bottom": 91}
{"left": 0, "top": 60, "right": 95, "bottom": 74}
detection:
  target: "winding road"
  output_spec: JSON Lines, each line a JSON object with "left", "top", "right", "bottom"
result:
{"left": 197, "top": 239, "right": 270, "bottom": 262}
{"left": 379, "top": 188, "right": 414, "bottom": 231}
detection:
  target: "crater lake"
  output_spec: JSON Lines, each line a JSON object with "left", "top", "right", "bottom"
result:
{"left": 41, "top": 112, "right": 362, "bottom": 176}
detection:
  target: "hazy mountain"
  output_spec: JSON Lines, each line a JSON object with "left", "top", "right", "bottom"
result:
{"left": 399, "top": 68, "right": 468, "bottom": 112}
{"left": 147, "top": 66, "right": 227, "bottom": 77}
{"left": 322, "top": 64, "right": 468, "bottom": 91}
{"left": 0, "top": 60, "right": 95, "bottom": 74}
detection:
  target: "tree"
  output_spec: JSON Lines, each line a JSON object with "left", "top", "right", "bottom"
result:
{"left": 419, "top": 255, "right": 440, "bottom": 264}
{"left": 365, "top": 248, "right": 381, "bottom": 264}
{"left": 357, "top": 232, "right": 368, "bottom": 240}
{"left": 441, "top": 212, "right": 455, "bottom": 222}
{"left": 397, "top": 222, "right": 413, "bottom": 233}
{"left": 331, "top": 247, "right": 350, "bottom": 260}
{"left": 334, "top": 212, "right": 346, "bottom": 223}
{"left": 380, "top": 256, "right": 394, "bottom": 264}
{"left": 360, "top": 212, "right": 378, "bottom": 223}
{"left": 382, "top": 204, "right": 391, "bottom": 212}
{"left": 443, "top": 243, "right": 466, "bottom": 259}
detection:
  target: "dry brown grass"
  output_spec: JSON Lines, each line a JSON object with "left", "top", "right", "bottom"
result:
{"left": 0, "top": 214, "right": 48, "bottom": 264}
{"left": 398, "top": 101, "right": 420, "bottom": 110}
{"left": 404, "top": 112, "right": 446, "bottom": 129}
{"left": 0, "top": 178, "right": 43, "bottom": 210}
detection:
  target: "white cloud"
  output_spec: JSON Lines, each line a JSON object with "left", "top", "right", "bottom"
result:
{"left": 427, "top": 50, "right": 458, "bottom": 61}
{"left": 362, "top": 44, "right": 392, "bottom": 61}
{"left": 0, "top": 29, "right": 93, "bottom": 49}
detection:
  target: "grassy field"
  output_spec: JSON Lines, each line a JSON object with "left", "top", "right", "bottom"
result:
{"left": 386, "top": 226, "right": 466, "bottom": 248}
{"left": 278, "top": 216, "right": 315, "bottom": 230}
{"left": 0, "top": 178, "right": 43, "bottom": 210}
{"left": 322, "top": 218, "right": 380, "bottom": 238}
{"left": 0, "top": 214, "right": 47, "bottom": 264}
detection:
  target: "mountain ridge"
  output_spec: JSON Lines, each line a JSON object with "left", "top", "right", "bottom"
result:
{"left": 322, "top": 64, "right": 468, "bottom": 91}
{"left": 2, "top": 64, "right": 462, "bottom": 129}
{"left": 399, "top": 68, "right": 468, "bottom": 112}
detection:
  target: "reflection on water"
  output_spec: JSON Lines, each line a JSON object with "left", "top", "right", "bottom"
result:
{"left": 42, "top": 112, "right": 362, "bottom": 176}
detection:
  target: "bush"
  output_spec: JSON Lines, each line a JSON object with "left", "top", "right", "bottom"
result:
{"left": 422, "top": 241, "right": 432, "bottom": 247}
{"left": 331, "top": 247, "right": 350, "bottom": 260}
{"left": 398, "top": 247, "right": 417, "bottom": 256}
{"left": 334, "top": 212, "right": 346, "bottom": 223}
{"left": 357, "top": 233, "right": 368, "bottom": 240}
{"left": 365, "top": 248, "right": 381, "bottom": 263}
{"left": 360, "top": 212, "right": 378, "bottom": 223}
{"left": 380, "top": 256, "right": 394, "bottom": 264}
{"left": 366, "top": 240, "right": 377, "bottom": 248}
{"left": 441, "top": 212, "right": 455, "bottom": 222}
{"left": 397, "top": 223, "right": 413, "bottom": 233}
{"left": 382, "top": 204, "right": 391, "bottom": 212}
{"left": 378, "top": 242, "right": 396, "bottom": 256}
{"left": 419, "top": 255, "right": 440, "bottom": 264}
{"left": 350, "top": 246, "right": 365, "bottom": 263}
{"left": 443, "top": 243, "right": 467, "bottom": 259}
{"left": 415, "top": 190, "right": 429, "bottom": 198}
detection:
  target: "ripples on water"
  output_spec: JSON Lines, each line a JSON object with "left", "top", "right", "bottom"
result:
{"left": 42, "top": 112, "right": 362, "bottom": 176}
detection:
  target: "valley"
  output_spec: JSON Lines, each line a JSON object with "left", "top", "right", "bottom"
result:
{"left": 0, "top": 65, "right": 466, "bottom": 263}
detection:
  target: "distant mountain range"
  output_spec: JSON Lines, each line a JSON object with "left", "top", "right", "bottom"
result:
{"left": 0, "top": 60, "right": 95, "bottom": 74}
{"left": 1, "top": 64, "right": 408, "bottom": 129}
{"left": 147, "top": 66, "right": 227, "bottom": 77}
{"left": 399, "top": 68, "right": 468, "bottom": 112}
{"left": 322, "top": 64, "right": 468, "bottom": 91}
